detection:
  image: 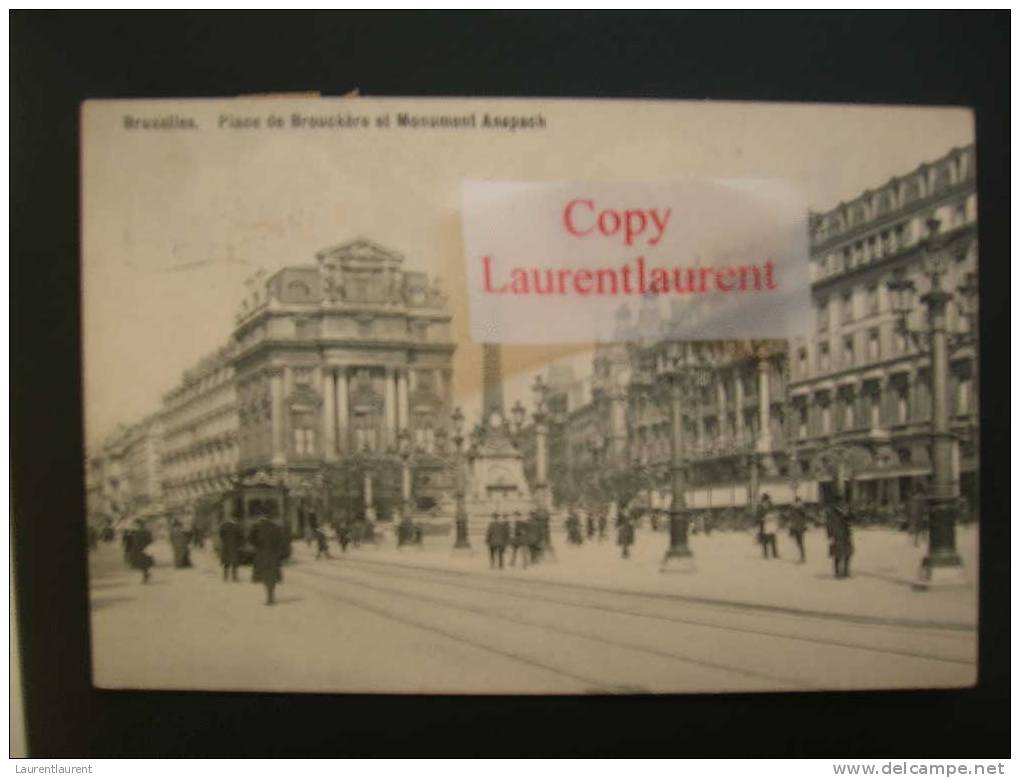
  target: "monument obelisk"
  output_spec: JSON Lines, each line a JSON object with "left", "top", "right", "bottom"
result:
{"left": 481, "top": 342, "right": 505, "bottom": 426}
{"left": 463, "top": 342, "right": 534, "bottom": 532}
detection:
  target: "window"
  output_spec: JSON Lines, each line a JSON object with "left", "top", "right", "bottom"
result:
{"left": 819, "top": 342, "right": 830, "bottom": 372}
{"left": 866, "top": 235, "right": 877, "bottom": 261}
{"left": 894, "top": 328, "right": 907, "bottom": 355}
{"left": 843, "top": 396, "right": 855, "bottom": 430}
{"left": 820, "top": 404, "right": 831, "bottom": 435}
{"left": 896, "top": 386, "right": 909, "bottom": 424}
{"left": 797, "top": 406, "right": 807, "bottom": 439}
{"left": 869, "top": 392, "right": 881, "bottom": 429}
{"left": 797, "top": 347, "right": 808, "bottom": 377}
{"left": 817, "top": 299, "right": 829, "bottom": 332}
{"left": 954, "top": 201, "right": 967, "bottom": 227}
{"left": 841, "top": 292, "right": 853, "bottom": 324}
{"left": 293, "top": 427, "right": 316, "bottom": 455}
{"left": 957, "top": 376, "right": 971, "bottom": 415}
{"left": 868, "top": 329, "right": 880, "bottom": 361}
{"left": 866, "top": 285, "right": 879, "bottom": 316}
{"left": 843, "top": 335, "right": 854, "bottom": 367}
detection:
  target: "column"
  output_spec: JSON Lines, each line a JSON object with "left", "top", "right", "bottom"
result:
{"left": 396, "top": 369, "right": 410, "bottom": 431}
{"left": 756, "top": 357, "right": 771, "bottom": 452}
{"left": 363, "top": 470, "right": 376, "bottom": 522}
{"left": 336, "top": 368, "right": 349, "bottom": 453}
{"left": 322, "top": 368, "right": 336, "bottom": 461}
{"left": 383, "top": 368, "right": 397, "bottom": 445}
{"left": 270, "top": 368, "right": 285, "bottom": 465}
{"left": 734, "top": 371, "right": 745, "bottom": 443}
{"left": 535, "top": 419, "right": 549, "bottom": 511}
{"left": 716, "top": 376, "right": 727, "bottom": 445}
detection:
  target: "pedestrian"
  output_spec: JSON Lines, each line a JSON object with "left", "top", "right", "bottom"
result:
{"left": 219, "top": 514, "right": 243, "bottom": 582}
{"left": 758, "top": 493, "right": 780, "bottom": 559}
{"left": 169, "top": 519, "right": 192, "bottom": 569}
{"left": 121, "top": 525, "right": 134, "bottom": 565}
{"left": 527, "top": 512, "right": 544, "bottom": 564}
{"left": 617, "top": 514, "right": 635, "bottom": 559}
{"left": 787, "top": 496, "right": 809, "bottom": 563}
{"left": 565, "top": 508, "right": 583, "bottom": 545}
{"left": 826, "top": 494, "right": 855, "bottom": 579}
{"left": 337, "top": 521, "right": 352, "bottom": 553}
{"left": 586, "top": 511, "right": 596, "bottom": 540}
{"left": 510, "top": 512, "right": 529, "bottom": 568}
{"left": 597, "top": 511, "right": 608, "bottom": 541}
{"left": 485, "top": 513, "right": 508, "bottom": 569}
{"left": 907, "top": 484, "right": 928, "bottom": 547}
{"left": 314, "top": 524, "right": 331, "bottom": 559}
{"left": 250, "top": 513, "right": 287, "bottom": 605}
{"left": 127, "top": 519, "right": 154, "bottom": 583}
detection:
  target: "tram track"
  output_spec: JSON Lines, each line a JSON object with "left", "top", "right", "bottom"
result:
{"left": 315, "top": 555, "right": 976, "bottom": 668}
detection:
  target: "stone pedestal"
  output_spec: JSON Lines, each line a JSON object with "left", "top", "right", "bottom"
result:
{"left": 463, "top": 420, "right": 535, "bottom": 534}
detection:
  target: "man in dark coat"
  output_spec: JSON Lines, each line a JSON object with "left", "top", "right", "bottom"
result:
{"left": 336, "top": 521, "right": 352, "bottom": 553}
{"left": 565, "top": 509, "right": 583, "bottom": 545}
{"left": 170, "top": 520, "right": 192, "bottom": 569}
{"left": 527, "top": 512, "right": 544, "bottom": 564}
{"left": 617, "top": 515, "right": 635, "bottom": 559}
{"left": 510, "top": 513, "right": 530, "bottom": 568}
{"left": 219, "top": 515, "right": 243, "bottom": 582}
{"left": 127, "top": 520, "right": 154, "bottom": 583}
{"left": 786, "top": 496, "right": 810, "bottom": 563}
{"left": 826, "top": 495, "right": 855, "bottom": 579}
{"left": 250, "top": 515, "right": 287, "bottom": 605}
{"left": 485, "top": 513, "right": 509, "bottom": 569}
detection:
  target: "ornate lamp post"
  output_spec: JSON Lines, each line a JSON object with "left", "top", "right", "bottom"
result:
{"left": 397, "top": 428, "right": 413, "bottom": 519}
{"left": 509, "top": 399, "right": 527, "bottom": 441}
{"left": 886, "top": 216, "right": 974, "bottom": 587}
{"left": 530, "top": 375, "right": 551, "bottom": 513}
{"left": 450, "top": 407, "right": 471, "bottom": 549}
{"left": 656, "top": 342, "right": 713, "bottom": 571}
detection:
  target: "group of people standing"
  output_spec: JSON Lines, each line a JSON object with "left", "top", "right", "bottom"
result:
{"left": 217, "top": 513, "right": 290, "bottom": 605}
{"left": 755, "top": 493, "right": 855, "bottom": 579}
{"left": 484, "top": 512, "right": 548, "bottom": 569}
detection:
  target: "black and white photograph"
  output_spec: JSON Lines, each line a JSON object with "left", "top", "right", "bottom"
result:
{"left": 80, "top": 96, "right": 981, "bottom": 695}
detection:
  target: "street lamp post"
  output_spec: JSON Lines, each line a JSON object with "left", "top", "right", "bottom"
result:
{"left": 657, "top": 342, "right": 713, "bottom": 571}
{"left": 450, "top": 407, "right": 471, "bottom": 550}
{"left": 531, "top": 376, "right": 551, "bottom": 513}
{"left": 887, "top": 216, "right": 974, "bottom": 588}
{"left": 397, "top": 428, "right": 413, "bottom": 519}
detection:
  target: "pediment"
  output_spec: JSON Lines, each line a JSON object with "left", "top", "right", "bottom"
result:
{"left": 316, "top": 238, "right": 404, "bottom": 270}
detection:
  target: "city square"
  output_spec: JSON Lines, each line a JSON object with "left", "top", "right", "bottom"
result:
{"left": 82, "top": 114, "right": 981, "bottom": 695}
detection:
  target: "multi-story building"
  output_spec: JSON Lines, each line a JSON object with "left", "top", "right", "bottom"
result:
{"left": 230, "top": 238, "right": 457, "bottom": 531}
{"left": 525, "top": 146, "right": 977, "bottom": 515}
{"left": 98, "top": 413, "right": 163, "bottom": 524}
{"left": 160, "top": 343, "right": 239, "bottom": 518}
{"left": 790, "top": 144, "right": 978, "bottom": 508}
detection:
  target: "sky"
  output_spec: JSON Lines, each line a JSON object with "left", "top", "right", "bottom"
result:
{"left": 81, "top": 97, "right": 974, "bottom": 448}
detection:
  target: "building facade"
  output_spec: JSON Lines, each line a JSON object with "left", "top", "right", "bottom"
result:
{"left": 790, "top": 144, "right": 978, "bottom": 508}
{"left": 524, "top": 145, "right": 977, "bottom": 517}
{"left": 160, "top": 343, "right": 240, "bottom": 518}
{"left": 230, "top": 239, "right": 456, "bottom": 530}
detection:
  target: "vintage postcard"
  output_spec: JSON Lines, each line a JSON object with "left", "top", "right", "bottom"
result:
{"left": 82, "top": 97, "right": 979, "bottom": 694}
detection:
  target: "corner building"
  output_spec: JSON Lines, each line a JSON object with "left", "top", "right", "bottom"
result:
{"left": 231, "top": 239, "right": 456, "bottom": 530}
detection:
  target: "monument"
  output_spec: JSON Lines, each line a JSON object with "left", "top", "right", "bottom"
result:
{"left": 463, "top": 343, "right": 535, "bottom": 532}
